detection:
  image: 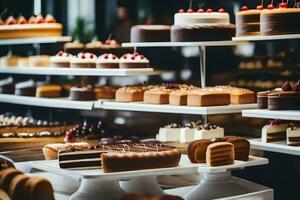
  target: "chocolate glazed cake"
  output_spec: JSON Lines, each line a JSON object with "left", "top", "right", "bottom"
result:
{"left": 130, "top": 25, "right": 171, "bottom": 42}
{"left": 68, "top": 86, "right": 95, "bottom": 101}
{"left": 171, "top": 24, "right": 235, "bottom": 42}
{"left": 268, "top": 92, "right": 300, "bottom": 110}
{"left": 261, "top": 8, "right": 300, "bottom": 36}
{"left": 235, "top": 10, "right": 262, "bottom": 36}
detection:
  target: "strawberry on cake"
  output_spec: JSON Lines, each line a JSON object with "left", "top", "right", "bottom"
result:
{"left": 119, "top": 52, "right": 149, "bottom": 68}
{"left": 96, "top": 53, "right": 119, "bottom": 68}
{"left": 70, "top": 52, "right": 97, "bottom": 68}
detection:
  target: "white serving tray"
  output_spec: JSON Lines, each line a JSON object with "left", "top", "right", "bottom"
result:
{"left": 0, "top": 67, "right": 159, "bottom": 76}
{"left": 95, "top": 100, "right": 258, "bottom": 115}
{"left": 243, "top": 109, "right": 300, "bottom": 121}
{"left": 0, "top": 36, "right": 71, "bottom": 45}
{"left": 233, "top": 34, "right": 300, "bottom": 42}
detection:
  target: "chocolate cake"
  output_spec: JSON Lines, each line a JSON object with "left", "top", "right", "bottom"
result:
{"left": 257, "top": 90, "right": 271, "bottom": 109}
{"left": 235, "top": 8, "right": 262, "bottom": 36}
{"left": 0, "top": 77, "right": 14, "bottom": 94}
{"left": 130, "top": 25, "right": 171, "bottom": 42}
{"left": 68, "top": 86, "right": 95, "bottom": 101}
{"left": 14, "top": 80, "right": 36, "bottom": 96}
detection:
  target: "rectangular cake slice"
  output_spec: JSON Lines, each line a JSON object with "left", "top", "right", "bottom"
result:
{"left": 206, "top": 142, "right": 234, "bottom": 167}
{"left": 261, "top": 120, "right": 288, "bottom": 143}
{"left": 287, "top": 127, "right": 300, "bottom": 146}
{"left": 194, "top": 125, "right": 224, "bottom": 140}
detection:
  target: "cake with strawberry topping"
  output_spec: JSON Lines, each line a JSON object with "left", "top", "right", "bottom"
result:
{"left": 261, "top": 120, "right": 288, "bottom": 142}
{"left": 0, "top": 14, "right": 62, "bottom": 39}
{"left": 260, "top": 3, "right": 300, "bottom": 35}
{"left": 267, "top": 81, "right": 300, "bottom": 110}
{"left": 171, "top": 8, "right": 235, "bottom": 42}
{"left": 50, "top": 51, "right": 73, "bottom": 68}
{"left": 70, "top": 52, "right": 97, "bottom": 68}
{"left": 119, "top": 52, "right": 149, "bottom": 68}
{"left": 96, "top": 53, "right": 119, "bottom": 68}
{"left": 235, "top": 6, "right": 262, "bottom": 36}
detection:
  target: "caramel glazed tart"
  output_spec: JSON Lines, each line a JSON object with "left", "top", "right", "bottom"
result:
{"left": 58, "top": 143, "right": 181, "bottom": 172}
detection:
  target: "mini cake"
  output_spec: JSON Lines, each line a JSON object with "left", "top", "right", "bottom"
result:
{"left": 14, "top": 80, "right": 36, "bottom": 96}
{"left": 194, "top": 124, "right": 224, "bottom": 140}
{"left": 171, "top": 8, "right": 235, "bottom": 42}
{"left": 115, "top": 86, "right": 146, "bottom": 102}
{"left": 96, "top": 53, "right": 119, "bottom": 68}
{"left": 94, "top": 86, "right": 117, "bottom": 99}
{"left": 260, "top": 5, "right": 300, "bottom": 36}
{"left": 69, "top": 86, "right": 95, "bottom": 101}
{"left": 215, "top": 86, "right": 255, "bottom": 104}
{"left": 36, "top": 84, "right": 62, "bottom": 98}
{"left": 206, "top": 142, "right": 234, "bottom": 167}
{"left": 235, "top": 6, "right": 262, "bottom": 36}
{"left": 144, "top": 89, "right": 170, "bottom": 104}
{"left": 28, "top": 55, "right": 50, "bottom": 67}
{"left": 50, "top": 51, "right": 73, "bottom": 68}
{"left": 169, "top": 90, "right": 189, "bottom": 106}
{"left": 157, "top": 123, "right": 181, "bottom": 142}
{"left": 179, "top": 121, "right": 201, "bottom": 143}
{"left": 0, "top": 14, "right": 62, "bottom": 39}
{"left": 70, "top": 52, "right": 97, "bottom": 68}
{"left": 0, "top": 55, "right": 19, "bottom": 67}
{"left": 268, "top": 81, "right": 300, "bottom": 110}
{"left": 261, "top": 120, "right": 288, "bottom": 142}
{"left": 287, "top": 127, "right": 300, "bottom": 146}
{"left": 119, "top": 52, "right": 149, "bottom": 68}
{"left": 187, "top": 139, "right": 212, "bottom": 163}
{"left": 187, "top": 90, "right": 230, "bottom": 107}
{"left": 226, "top": 137, "right": 250, "bottom": 161}
{"left": 0, "top": 77, "right": 14, "bottom": 94}
{"left": 130, "top": 25, "right": 171, "bottom": 42}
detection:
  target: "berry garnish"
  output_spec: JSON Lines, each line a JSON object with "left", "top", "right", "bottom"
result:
{"left": 218, "top": 8, "right": 225, "bottom": 13}
{"left": 293, "top": 81, "right": 300, "bottom": 91}
{"left": 267, "top": 4, "right": 274, "bottom": 9}
{"left": 104, "top": 39, "right": 111, "bottom": 45}
{"left": 133, "top": 52, "right": 139, "bottom": 56}
{"left": 140, "top": 55, "right": 144, "bottom": 59}
{"left": 270, "top": 120, "right": 282, "bottom": 126}
{"left": 197, "top": 9, "right": 204, "bottom": 13}
{"left": 123, "top": 55, "right": 127, "bottom": 59}
{"left": 112, "top": 55, "right": 117, "bottom": 60}
{"left": 179, "top": 9, "right": 185, "bottom": 13}
{"left": 80, "top": 54, "right": 85, "bottom": 59}
{"left": 57, "top": 51, "right": 64, "bottom": 56}
{"left": 187, "top": 8, "right": 193, "bottom": 13}
{"left": 256, "top": 5, "right": 264, "bottom": 10}
{"left": 131, "top": 56, "right": 135, "bottom": 60}
{"left": 241, "top": 6, "right": 249, "bottom": 11}
{"left": 90, "top": 54, "right": 95, "bottom": 59}
{"left": 207, "top": 8, "right": 213, "bottom": 13}
{"left": 282, "top": 81, "right": 292, "bottom": 91}
{"left": 104, "top": 55, "right": 109, "bottom": 59}
{"left": 279, "top": 2, "right": 288, "bottom": 8}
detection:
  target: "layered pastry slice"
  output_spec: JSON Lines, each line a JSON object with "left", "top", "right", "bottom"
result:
{"left": 157, "top": 123, "right": 181, "bottom": 142}
{"left": 206, "top": 142, "right": 234, "bottom": 167}
{"left": 235, "top": 6, "right": 262, "bottom": 36}
{"left": 287, "top": 127, "right": 300, "bottom": 146}
{"left": 261, "top": 120, "right": 288, "bottom": 142}
{"left": 179, "top": 121, "right": 202, "bottom": 143}
{"left": 188, "top": 139, "right": 212, "bottom": 163}
{"left": 194, "top": 124, "right": 224, "bottom": 140}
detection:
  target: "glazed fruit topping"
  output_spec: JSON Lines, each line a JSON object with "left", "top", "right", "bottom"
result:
{"left": 57, "top": 51, "right": 64, "bottom": 56}
{"left": 281, "top": 81, "right": 292, "bottom": 91}
{"left": 270, "top": 120, "right": 282, "bottom": 126}
{"left": 256, "top": 5, "right": 264, "bottom": 10}
{"left": 206, "top": 8, "right": 213, "bottom": 13}
{"left": 34, "top": 15, "right": 45, "bottom": 23}
{"left": 279, "top": 2, "right": 288, "bottom": 8}
{"left": 218, "top": 8, "right": 225, "bottom": 13}
{"left": 5, "top": 16, "right": 16, "bottom": 25}
{"left": 187, "top": 9, "right": 193, "bottom": 13}
{"left": 197, "top": 9, "right": 204, "bottom": 13}
{"left": 267, "top": 4, "right": 275, "bottom": 9}
{"left": 179, "top": 9, "right": 185, "bottom": 13}
{"left": 241, "top": 6, "right": 249, "bottom": 11}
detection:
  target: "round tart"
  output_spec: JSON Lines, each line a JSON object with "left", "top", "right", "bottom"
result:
{"left": 119, "top": 52, "right": 149, "bottom": 68}
{"left": 50, "top": 51, "right": 73, "bottom": 68}
{"left": 70, "top": 52, "right": 97, "bottom": 68}
{"left": 96, "top": 53, "right": 119, "bottom": 68}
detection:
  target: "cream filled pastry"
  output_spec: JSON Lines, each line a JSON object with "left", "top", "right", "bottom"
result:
{"left": 261, "top": 120, "right": 288, "bottom": 143}
{"left": 119, "top": 52, "right": 149, "bottom": 68}
{"left": 70, "top": 52, "right": 97, "bottom": 68}
{"left": 96, "top": 53, "right": 119, "bottom": 68}
{"left": 50, "top": 51, "right": 73, "bottom": 68}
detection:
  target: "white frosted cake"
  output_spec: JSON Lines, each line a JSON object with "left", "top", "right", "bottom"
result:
{"left": 174, "top": 11, "right": 230, "bottom": 26}
{"left": 96, "top": 53, "right": 119, "bottom": 68}
{"left": 70, "top": 52, "right": 97, "bottom": 68}
{"left": 157, "top": 123, "right": 181, "bottom": 142}
{"left": 194, "top": 124, "right": 224, "bottom": 140}
{"left": 287, "top": 127, "right": 300, "bottom": 146}
{"left": 179, "top": 121, "right": 201, "bottom": 143}
{"left": 119, "top": 52, "right": 149, "bottom": 68}
{"left": 50, "top": 51, "right": 73, "bottom": 68}
{"left": 261, "top": 120, "right": 288, "bottom": 143}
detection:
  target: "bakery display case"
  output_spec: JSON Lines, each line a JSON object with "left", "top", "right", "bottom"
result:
{"left": 1, "top": 0, "right": 300, "bottom": 199}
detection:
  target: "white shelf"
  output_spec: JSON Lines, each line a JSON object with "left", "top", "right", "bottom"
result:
{"left": 122, "top": 40, "right": 248, "bottom": 47}
{"left": 95, "top": 101, "right": 257, "bottom": 115}
{"left": 0, "top": 67, "right": 159, "bottom": 76}
{"left": 0, "top": 94, "right": 94, "bottom": 110}
{"left": 242, "top": 109, "right": 300, "bottom": 121}
{"left": 0, "top": 36, "right": 72, "bottom": 45}
{"left": 249, "top": 138, "right": 300, "bottom": 156}
{"left": 233, "top": 34, "right": 300, "bottom": 42}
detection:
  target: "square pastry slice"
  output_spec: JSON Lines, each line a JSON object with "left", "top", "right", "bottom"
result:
{"left": 261, "top": 120, "right": 288, "bottom": 143}
{"left": 194, "top": 124, "right": 224, "bottom": 140}
{"left": 157, "top": 123, "right": 181, "bottom": 142}
{"left": 287, "top": 127, "right": 300, "bottom": 146}
{"left": 179, "top": 121, "right": 202, "bottom": 143}
{"left": 187, "top": 90, "right": 230, "bottom": 107}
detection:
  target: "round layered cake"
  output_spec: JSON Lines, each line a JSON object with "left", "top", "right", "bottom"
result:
{"left": 260, "top": 8, "right": 300, "bottom": 35}
{"left": 70, "top": 53, "right": 97, "bottom": 68}
{"left": 119, "top": 52, "right": 149, "bottom": 68}
{"left": 236, "top": 8, "right": 262, "bottom": 36}
{"left": 171, "top": 9, "right": 235, "bottom": 42}
{"left": 96, "top": 53, "right": 119, "bottom": 68}
{"left": 130, "top": 25, "right": 171, "bottom": 42}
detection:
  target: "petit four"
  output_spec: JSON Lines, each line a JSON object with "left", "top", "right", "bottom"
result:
{"left": 96, "top": 53, "right": 119, "bottom": 68}
{"left": 287, "top": 127, "right": 300, "bottom": 146}
{"left": 70, "top": 52, "right": 97, "bottom": 68}
{"left": 115, "top": 86, "right": 146, "bottom": 102}
{"left": 158, "top": 123, "right": 181, "bottom": 142}
{"left": 130, "top": 25, "right": 171, "bottom": 42}
{"left": 50, "top": 51, "right": 73, "bottom": 68}
{"left": 119, "top": 52, "right": 149, "bottom": 68}
{"left": 262, "top": 120, "right": 288, "bottom": 142}
{"left": 206, "top": 142, "right": 234, "bottom": 167}
{"left": 169, "top": 90, "right": 189, "bottom": 106}
{"left": 179, "top": 121, "right": 201, "bottom": 143}
{"left": 194, "top": 124, "right": 224, "bottom": 140}
{"left": 69, "top": 86, "right": 95, "bottom": 101}
{"left": 144, "top": 89, "right": 170, "bottom": 104}
{"left": 36, "top": 84, "right": 62, "bottom": 98}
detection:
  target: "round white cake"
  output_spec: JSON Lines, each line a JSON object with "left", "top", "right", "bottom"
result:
{"left": 174, "top": 12, "right": 230, "bottom": 26}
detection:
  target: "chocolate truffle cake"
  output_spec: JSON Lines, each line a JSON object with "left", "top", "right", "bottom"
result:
{"left": 130, "top": 25, "right": 171, "bottom": 42}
